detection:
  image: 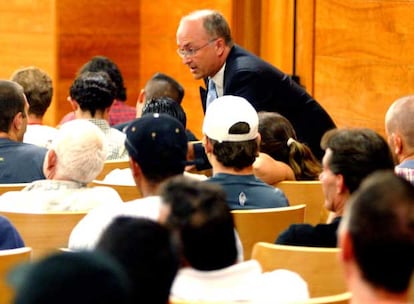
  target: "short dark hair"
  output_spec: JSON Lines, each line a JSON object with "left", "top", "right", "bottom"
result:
{"left": 321, "top": 128, "right": 394, "bottom": 193}
{"left": 344, "top": 171, "right": 414, "bottom": 293}
{"left": 96, "top": 216, "right": 179, "bottom": 304}
{"left": 69, "top": 71, "right": 116, "bottom": 117}
{"left": 0, "top": 80, "right": 26, "bottom": 132}
{"left": 11, "top": 67, "right": 53, "bottom": 117}
{"left": 208, "top": 121, "right": 258, "bottom": 170}
{"left": 160, "top": 176, "right": 237, "bottom": 271}
{"left": 202, "top": 10, "right": 233, "bottom": 46}
{"left": 142, "top": 96, "right": 187, "bottom": 128}
{"left": 78, "top": 56, "right": 126, "bottom": 101}
{"left": 144, "top": 72, "right": 185, "bottom": 104}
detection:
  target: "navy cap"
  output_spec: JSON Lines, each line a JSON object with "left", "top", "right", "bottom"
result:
{"left": 125, "top": 113, "right": 188, "bottom": 174}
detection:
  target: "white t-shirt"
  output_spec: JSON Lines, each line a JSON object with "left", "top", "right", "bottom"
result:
{"left": 171, "top": 259, "right": 309, "bottom": 303}
{"left": 68, "top": 196, "right": 162, "bottom": 250}
{"left": 23, "top": 124, "right": 58, "bottom": 148}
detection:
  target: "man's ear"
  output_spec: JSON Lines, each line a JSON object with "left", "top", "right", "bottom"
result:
{"left": 335, "top": 173, "right": 347, "bottom": 194}
{"left": 12, "top": 112, "right": 24, "bottom": 131}
{"left": 135, "top": 89, "right": 146, "bottom": 118}
{"left": 44, "top": 149, "right": 58, "bottom": 179}
{"left": 68, "top": 96, "right": 79, "bottom": 111}
{"left": 338, "top": 229, "right": 354, "bottom": 263}
{"left": 393, "top": 133, "right": 403, "bottom": 155}
{"left": 202, "top": 136, "right": 213, "bottom": 153}
{"left": 129, "top": 157, "right": 142, "bottom": 178}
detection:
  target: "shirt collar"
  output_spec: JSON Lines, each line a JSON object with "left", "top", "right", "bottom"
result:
{"left": 211, "top": 63, "right": 226, "bottom": 97}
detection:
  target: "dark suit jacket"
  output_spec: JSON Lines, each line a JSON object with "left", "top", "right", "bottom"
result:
{"left": 200, "top": 45, "right": 336, "bottom": 160}
{"left": 275, "top": 216, "right": 342, "bottom": 248}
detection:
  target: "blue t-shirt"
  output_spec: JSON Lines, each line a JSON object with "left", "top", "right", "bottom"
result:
{"left": 0, "top": 138, "right": 47, "bottom": 183}
{"left": 0, "top": 215, "right": 25, "bottom": 249}
{"left": 207, "top": 173, "right": 289, "bottom": 210}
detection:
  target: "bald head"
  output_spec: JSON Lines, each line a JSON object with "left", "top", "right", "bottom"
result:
{"left": 385, "top": 95, "right": 414, "bottom": 150}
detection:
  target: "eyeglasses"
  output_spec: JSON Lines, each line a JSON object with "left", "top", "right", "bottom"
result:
{"left": 177, "top": 38, "right": 218, "bottom": 58}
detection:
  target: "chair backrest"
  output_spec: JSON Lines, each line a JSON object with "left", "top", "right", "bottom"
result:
{"left": 290, "top": 292, "right": 351, "bottom": 304}
{"left": 0, "top": 247, "right": 32, "bottom": 304}
{"left": 95, "top": 160, "right": 130, "bottom": 180}
{"left": 0, "top": 183, "right": 30, "bottom": 196}
{"left": 275, "top": 181, "right": 329, "bottom": 224}
{"left": 252, "top": 242, "right": 348, "bottom": 297}
{"left": 232, "top": 204, "right": 306, "bottom": 260}
{"left": 89, "top": 180, "right": 141, "bottom": 202}
{"left": 0, "top": 211, "right": 86, "bottom": 260}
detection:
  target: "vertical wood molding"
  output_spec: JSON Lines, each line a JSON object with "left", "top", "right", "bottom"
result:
{"left": 232, "top": 0, "right": 262, "bottom": 55}
{"left": 295, "top": 0, "right": 315, "bottom": 95}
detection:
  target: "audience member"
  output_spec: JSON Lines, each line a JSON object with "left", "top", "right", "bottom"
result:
{"left": 385, "top": 94, "right": 414, "bottom": 184}
{"left": 68, "top": 70, "right": 128, "bottom": 160}
{"left": 10, "top": 66, "right": 57, "bottom": 148}
{"left": 0, "top": 80, "right": 47, "bottom": 183}
{"left": 276, "top": 128, "right": 395, "bottom": 247}
{"left": 203, "top": 95, "right": 288, "bottom": 209}
{"left": 254, "top": 111, "right": 321, "bottom": 184}
{"left": 0, "top": 215, "right": 24, "bottom": 249}
{"left": 69, "top": 113, "right": 188, "bottom": 250}
{"left": 10, "top": 251, "right": 131, "bottom": 304}
{"left": 160, "top": 176, "right": 309, "bottom": 303}
{"left": 96, "top": 216, "right": 179, "bottom": 304}
{"left": 338, "top": 171, "right": 414, "bottom": 304}
{"left": 0, "top": 119, "right": 122, "bottom": 211}
{"left": 103, "top": 97, "right": 207, "bottom": 185}
{"left": 60, "top": 55, "right": 135, "bottom": 126}
{"left": 176, "top": 9, "right": 336, "bottom": 160}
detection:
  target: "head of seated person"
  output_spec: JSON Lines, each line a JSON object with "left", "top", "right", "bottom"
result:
{"left": 141, "top": 96, "right": 187, "bottom": 129}
{"left": 159, "top": 175, "right": 237, "bottom": 270}
{"left": 44, "top": 119, "right": 107, "bottom": 184}
{"left": 10, "top": 251, "right": 131, "bottom": 304}
{"left": 68, "top": 71, "right": 116, "bottom": 119}
{"left": 338, "top": 171, "right": 414, "bottom": 303}
{"left": 96, "top": 216, "right": 179, "bottom": 304}
{"left": 258, "top": 111, "right": 321, "bottom": 180}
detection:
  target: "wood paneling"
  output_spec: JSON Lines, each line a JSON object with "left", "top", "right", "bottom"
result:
{"left": 55, "top": 0, "right": 141, "bottom": 125}
{"left": 313, "top": 0, "right": 414, "bottom": 135}
{"left": 0, "top": 0, "right": 56, "bottom": 124}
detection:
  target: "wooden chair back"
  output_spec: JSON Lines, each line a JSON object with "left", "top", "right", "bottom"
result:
{"left": 95, "top": 160, "right": 130, "bottom": 180}
{"left": 89, "top": 180, "right": 141, "bottom": 202}
{"left": 0, "top": 247, "right": 32, "bottom": 304}
{"left": 0, "top": 183, "right": 29, "bottom": 196}
{"left": 0, "top": 211, "right": 86, "bottom": 260}
{"left": 290, "top": 292, "right": 351, "bottom": 304}
{"left": 251, "top": 242, "right": 347, "bottom": 297}
{"left": 232, "top": 204, "right": 306, "bottom": 260}
{"left": 275, "top": 181, "right": 329, "bottom": 224}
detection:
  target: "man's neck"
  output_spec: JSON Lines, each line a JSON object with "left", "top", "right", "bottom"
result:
{"left": 350, "top": 281, "right": 409, "bottom": 304}
{"left": 28, "top": 114, "right": 43, "bottom": 125}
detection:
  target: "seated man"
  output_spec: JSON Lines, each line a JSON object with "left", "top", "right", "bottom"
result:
{"left": 0, "top": 80, "right": 47, "bottom": 183}
{"left": 338, "top": 171, "right": 414, "bottom": 303}
{"left": 385, "top": 94, "right": 414, "bottom": 184}
{"left": 96, "top": 216, "right": 179, "bottom": 304}
{"left": 159, "top": 176, "right": 309, "bottom": 303}
{"left": 10, "top": 66, "right": 57, "bottom": 148}
{"left": 276, "top": 128, "right": 395, "bottom": 247}
{"left": 0, "top": 119, "right": 122, "bottom": 212}
{"left": 69, "top": 113, "right": 188, "bottom": 250}
{"left": 10, "top": 251, "right": 131, "bottom": 304}
{"left": 202, "top": 95, "right": 288, "bottom": 209}
{"left": 68, "top": 71, "right": 128, "bottom": 160}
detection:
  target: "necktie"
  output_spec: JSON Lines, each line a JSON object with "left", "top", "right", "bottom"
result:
{"left": 206, "top": 78, "right": 218, "bottom": 108}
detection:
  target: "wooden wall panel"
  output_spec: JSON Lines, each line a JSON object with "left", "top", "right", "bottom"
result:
{"left": 55, "top": 0, "right": 140, "bottom": 126}
{"left": 0, "top": 0, "right": 56, "bottom": 124}
{"left": 314, "top": 0, "right": 414, "bottom": 136}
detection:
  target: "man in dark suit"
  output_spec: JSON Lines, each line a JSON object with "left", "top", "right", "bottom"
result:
{"left": 176, "top": 9, "right": 336, "bottom": 160}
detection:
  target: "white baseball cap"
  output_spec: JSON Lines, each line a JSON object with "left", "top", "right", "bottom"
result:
{"left": 202, "top": 95, "right": 259, "bottom": 142}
